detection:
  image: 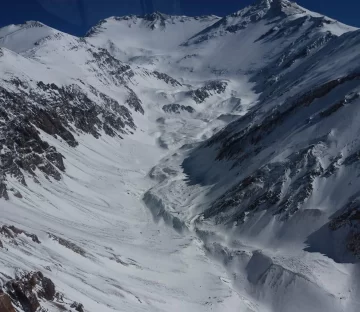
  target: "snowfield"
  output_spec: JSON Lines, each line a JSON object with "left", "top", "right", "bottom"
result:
{"left": 1, "top": 130, "right": 249, "bottom": 312}
{"left": 0, "top": 0, "right": 360, "bottom": 311}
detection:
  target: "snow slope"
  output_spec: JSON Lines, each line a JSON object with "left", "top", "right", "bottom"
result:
{"left": 1, "top": 130, "right": 250, "bottom": 312}
{"left": 86, "top": 13, "right": 220, "bottom": 51}
{"left": 86, "top": 13, "right": 220, "bottom": 67}
{"left": 140, "top": 1, "right": 360, "bottom": 312}
{"left": 0, "top": 21, "right": 58, "bottom": 53}
{"left": 1, "top": 0, "right": 360, "bottom": 312}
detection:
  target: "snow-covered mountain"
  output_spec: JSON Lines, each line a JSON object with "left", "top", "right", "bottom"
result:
{"left": 1, "top": 1, "right": 360, "bottom": 311}
{"left": 85, "top": 13, "right": 220, "bottom": 69}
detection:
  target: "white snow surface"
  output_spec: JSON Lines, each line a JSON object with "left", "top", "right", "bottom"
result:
{"left": 1, "top": 130, "right": 248, "bottom": 312}
{"left": 0, "top": 1, "right": 360, "bottom": 311}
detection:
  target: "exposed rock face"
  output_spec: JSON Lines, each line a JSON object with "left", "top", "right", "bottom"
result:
{"left": 205, "top": 141, "right": 325, "bottom": 224}
{"left": 0, "top": 293, "right": 16, "bottom": 312}
{"left": 253, "top": 17, "right": 336, "bottom": 87}
{"left": 162, "top": 104, "right": 195, "bottom": 114}
{"left": 4, "top": 272, "right": 42, "bottom": 312}
{"left": 187, "top": 81, "right": 228, "bottom": 104}
{"left": 125, "top": 86, "right": 144, "bottom": 114}
{"left": 329, "top": 200, "right": 360, "bottom": 258}
{"left": 48, "top": 233, "right": 87, "bottom": 256}
{"left": 87, "top": 48, "right": 135, "bottom": 85}
{"left": 193, "top": 74, "right": 360, "bottom": 236}
{"left": 209, "top": 73, "right": 360, "bottom": 163}
{"left": 151, "top": 71, "right": 182, "bottom": 87}
{"left": 180, "top": 43, "right": 360, "bottom": 260}
{"left": 0, "top": 225, "right": 41, "bottom": 245}
{"left": 7, "top": 226, "right": 41, "bottom": 244}
{"left": 71, "top": 301, "right": 85, "bottom": 312}
{"left": 0, "top": 270, "right": 79, "bottom": 312}
{"left": 0, "top": 78, "right": 139, "bottom": 197}
{"left": 0, "top": 28, "right": 186, "bottom": 199}
{"left": 40, "top": 277, "right": 56, "bottom": 301}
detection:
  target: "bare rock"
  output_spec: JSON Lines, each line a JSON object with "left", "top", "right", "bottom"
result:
{"left": 0, "top": 293, "right": 16, "bottom": 312}
{"left": 162, "top": 104, "right": 195, "bottom": 114}
{"left": 0, "top": 226, "right": 14, "bottom": 239}
{"left": 71, "top": 301, "right": 85, "bottom": 312}
{"left": 2, "top": 224, "right": 41, "bottom": 244}
{"left": 4, "top": 271, "right": 57, "bottom": 312}
{"left": 7, "top": 225, "right": 41, "bottom": 244}
{"left": 12, "top": 190, "right": 22, "bottom": 199}
{"left": 187, "top": 81, "right": 228, "bottom": 104}
{"left": 9, "top": 278, "right": 40, "bottom": 312}
{"left": 48, "top": 233, "right": 86, "bottom": 256}
{"left": 41, "top": 277, "right": 56, "bottom": 301}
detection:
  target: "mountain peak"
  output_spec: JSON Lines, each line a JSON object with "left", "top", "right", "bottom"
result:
{"left": 254, "top": 0, "right": 290, "bottom": 6}
{"left": 0, "top": 20, "right": 59, "bottom": 53}
{"left": 250, "top": 0, "right": 304, "bottom": 13}
{"left": 254, "top": 0, "right": 272, "bottom": 8}
{"left": 23, "top": 20, "right": 46, "bottom": 28}
{"left": 237, "top": 0, "right": 306, "bottom": 20}
{"left": 143, "top": 11, "right": 168, "bottom": 21}
{"left": 86, "top": 12, "right": 221, "bottom": 37}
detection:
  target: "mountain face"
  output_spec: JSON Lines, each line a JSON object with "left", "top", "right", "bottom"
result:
{"left": 1, "top": 1, "right": 360, "bottom": 312}
{"left": 85, "top": 13, "right": 220, "bottom": 65}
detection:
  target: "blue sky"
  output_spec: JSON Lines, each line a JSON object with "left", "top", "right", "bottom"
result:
{"left": 0, "top": 0, "right": 357, "bottom": 35}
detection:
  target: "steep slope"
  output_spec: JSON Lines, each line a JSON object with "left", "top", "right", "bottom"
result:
{"left": 1, "top": 1, "right": 360, "bottom": 312}
{"left": 181, "top": 27, "right": 360, "bottom": 254}
{"left": 0, "top": 19, "right": 199, "bottom": 201}
{"left": 142, "top": 1, "right": 360, "bottom": 312}
{"left": 86, "top": 13, "right": 220, "bottom": 65}
{"left": 178, "top": 0, "right": 355, "bottom": 75}
{"left": 0, "top": 21, "right": 57, "bottom": 53}
{"left": 0, "top": 11, "right": 249, "bottom": 312}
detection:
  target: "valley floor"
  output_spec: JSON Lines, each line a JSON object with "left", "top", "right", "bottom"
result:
{"left": 0, "top": 120, "right": 252, "bottom": 311}
{"left": 1, "top": 76, "right": 359, "bottom": 312}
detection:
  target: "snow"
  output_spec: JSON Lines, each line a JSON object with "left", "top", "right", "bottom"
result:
{"left": 1, "top": 128, "right": 251, "bottom": 311}
{"left": 0, "top": 21, "right": 256, "bottom": 309}
{"left": 0, "top": 21, "right": 58, "bottom": 53}
{"left": 0, "top": 1, "right": 360, "bottom": 311}
{"left": 87, "top": 14, "right": 220, "bottom": 50}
